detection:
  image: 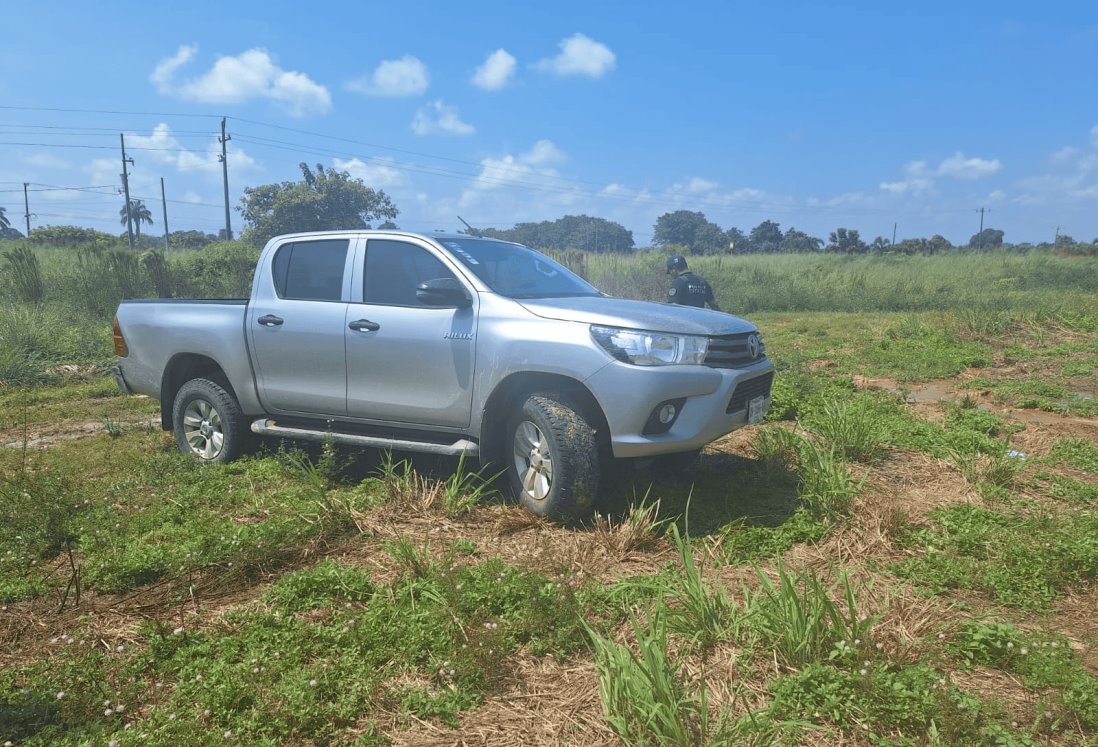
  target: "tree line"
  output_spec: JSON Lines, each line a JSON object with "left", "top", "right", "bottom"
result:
{"left": 3, "top": 171, "right": 1097, "bottom": 256}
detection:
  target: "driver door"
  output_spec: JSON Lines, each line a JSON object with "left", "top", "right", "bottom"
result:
{"left": 344, "top": 238, "right": 477, "bottom": 428}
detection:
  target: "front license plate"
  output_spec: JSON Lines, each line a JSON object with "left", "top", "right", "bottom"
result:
{"left": 748, "top": 396, "right": 766, "bottom": 424}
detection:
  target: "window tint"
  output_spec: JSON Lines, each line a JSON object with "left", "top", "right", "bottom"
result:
{"left": 271, "top": 240, "right": 349, "bottom": 301}
{"left": 364, "top": 240, "right": 459, "bottom": 306}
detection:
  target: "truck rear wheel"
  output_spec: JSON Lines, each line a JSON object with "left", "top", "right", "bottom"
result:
{"left": 172, "top": 378, "right": 246, "bottom": 464}
{"left": 506, "top": 392, "right": 599, "bottom": 520}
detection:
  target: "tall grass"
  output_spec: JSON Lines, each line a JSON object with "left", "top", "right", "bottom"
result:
{"left": 588, "top": 609, "right": 714, "bottom": 746}
{"left": 584, "top": 251, "right": 1098, "bottom": 320}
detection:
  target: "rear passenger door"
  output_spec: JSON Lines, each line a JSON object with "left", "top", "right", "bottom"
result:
{"left": 248, "top": 237, "right": 352, "bottom": 416}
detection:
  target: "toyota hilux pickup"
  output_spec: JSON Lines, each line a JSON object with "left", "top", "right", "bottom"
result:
{"left": 113, "top": 230, "right": 774, "bottom": 518}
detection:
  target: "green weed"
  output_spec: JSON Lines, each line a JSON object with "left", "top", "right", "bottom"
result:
{"left": 948, "top": 619, "right": 1098, "bottom": 730}
{"left": 588, "top": 609, "right": 714, "bottom": 747}
{"left": 750, "top": 428, "right": 863, "bottom": 519}
{"left": 861, "top": 320, "right": 990, "bottom": 380}
{"left": 719, "top": 508, "right": 829, "bottom": 564}
{"left": 1045, "top": 437, "right": 1098, "bottom": 473}
{"left": 893, "top": 504, "right": 1098, "bottom": 610}
{"left": 747, "top": 562, "right": 875, "bottom": 669}
{"left": 801, "top": 396, "right": 887, "bottom": 462}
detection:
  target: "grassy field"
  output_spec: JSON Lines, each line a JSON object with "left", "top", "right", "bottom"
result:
{"left": 1, "top": 245, "right": 1097, "bottom": 745}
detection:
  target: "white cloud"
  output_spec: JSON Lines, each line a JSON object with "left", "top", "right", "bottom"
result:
{"left": 347, "top": 56, "right": 429, "bottom": 97}
{"left": 686, "top": 177, "right": 718, "bottom": 194}
{"left": 879, "top": 160, "right": 935, "bottom": 194}
{"left": 472, "top": 49, "right": 517, "bottom": 91}
{"left": 461, "top": 140, "right": 569, "bottom": 199}
{"left": 534, "top": 33, "right": 616, "bottom": 78}
{"left": 23, "top": 153, "right": 72, "bottom": 170}
{"left": 523, "top": 139, "right": 565, "bottom": 166}
{"left": 333, "top": 157, "right": 406, "bottom": 189}
{"left": 936, "top": 152, "right": 1002, "bottom": 180}
{"left": 150, "top": 45, "right": 197, "bottom": 95}
{"left": 153, "top": 47, "right": 331, "bottom": 117}
{"left": 126, "top": 123, "right": 257, "bottom": 175}
{"left": 411, "top": 101, "right": 475, "bottom": 136}
{"left": 1051, "top": 146, "right": 1081, "bottom": 165}
{"left": 182, "top": 192, "right": 203, "bottom": 204}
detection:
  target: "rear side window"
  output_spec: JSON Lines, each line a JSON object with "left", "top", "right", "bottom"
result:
{"left": 363, "top": 240, "right": 458, "bottom": 306}
{"left": 271, "top": 239, "right": 349, "bottom": 301}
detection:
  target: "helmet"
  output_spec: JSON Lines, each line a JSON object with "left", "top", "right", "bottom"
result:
{"left": 666, "top": 255, "right": 688, "bottom": 274}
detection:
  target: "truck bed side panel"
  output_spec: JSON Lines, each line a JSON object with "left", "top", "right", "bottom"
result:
{"left": 115, "top": 299, "right": 263, "bottom": 415}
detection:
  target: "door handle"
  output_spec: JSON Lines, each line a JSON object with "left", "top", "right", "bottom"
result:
{"left": 349, "top": 319, "right": 380, "bottom": 332}
{"left": 257, "top": 314, "right": 284, "bottom": 327}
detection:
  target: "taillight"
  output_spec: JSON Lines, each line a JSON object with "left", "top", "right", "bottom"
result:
{"left": 113, "top": 316, "right": 129, "bottom": 357}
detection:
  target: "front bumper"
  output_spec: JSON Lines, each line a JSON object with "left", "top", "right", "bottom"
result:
{"left": 587, "top": 358, "right": 775, "bottom": 458}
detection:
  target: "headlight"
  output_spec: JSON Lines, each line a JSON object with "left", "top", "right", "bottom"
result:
{"left": 590, "top": 325, "right": 709, "bottom": 366}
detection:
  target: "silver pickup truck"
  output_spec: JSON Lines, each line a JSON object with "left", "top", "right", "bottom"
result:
{"left": 113, "top": 230, "right": 774, "bottom": 518}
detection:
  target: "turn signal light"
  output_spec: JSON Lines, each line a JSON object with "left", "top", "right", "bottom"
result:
{"left": 112, "top": 316, "right": 129, "bottom": 357}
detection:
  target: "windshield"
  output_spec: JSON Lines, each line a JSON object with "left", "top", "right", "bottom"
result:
{"left": 437, "top": 238, "right": 601, "bottom": 298}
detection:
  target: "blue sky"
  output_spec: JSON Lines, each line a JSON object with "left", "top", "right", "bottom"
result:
{"left": 1, "top": 0, "right": 1096, "bottom": 246}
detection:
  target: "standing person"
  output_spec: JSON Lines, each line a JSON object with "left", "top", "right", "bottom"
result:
{"left": 665, "top": 255, "right": 721, "bottom": 310}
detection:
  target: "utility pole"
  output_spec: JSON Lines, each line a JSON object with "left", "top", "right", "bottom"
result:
{"left": 218, "top": 117, "right": 232, "bottom": 240}
{"left": 23, "top": 182, "right": 31, "bottom": 237}
{"left": 120, "top": 133, "right": 135, "bottom": 251}
{"left": 1054, "top": 226, "right": 1061, "bottom": 244}
{"left": 161, "top": 177, "right": 170, "bottom": 250}
{"left": 892, "top": 222, "right": 897, "bottom": 246}
{"left": 975, "top": 207, "right": 989, "bottom": 249}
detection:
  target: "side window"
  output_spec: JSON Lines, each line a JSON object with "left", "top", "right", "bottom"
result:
{"left": 363, "top": 240, "right": 458, "bottom": 306}
{"left": 270, "top": 239, "right": 349, "bottom": 301}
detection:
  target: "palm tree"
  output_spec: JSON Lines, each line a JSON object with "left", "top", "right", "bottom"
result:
{"left": 119, "top": 199, "right": 154, "bottom": 240}
{"left": 0, "top": 206, "right": 10, "bottom": 231}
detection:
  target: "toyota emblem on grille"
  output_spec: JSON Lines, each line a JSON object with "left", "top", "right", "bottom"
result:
{"left": 747, "top": 333, "right": 761, "bottom": 359}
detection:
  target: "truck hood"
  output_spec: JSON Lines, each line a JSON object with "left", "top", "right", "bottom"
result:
{"left": 515, "top": 296, "right": 756, "bottom": 336}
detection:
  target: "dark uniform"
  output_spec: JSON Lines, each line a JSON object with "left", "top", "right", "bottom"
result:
{"left": 668, "top": 271, "right": 719, "bottom": 310}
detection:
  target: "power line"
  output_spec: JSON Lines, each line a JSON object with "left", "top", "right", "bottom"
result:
{"left": 0, "top": 104, "right": 222, "bottom": 119}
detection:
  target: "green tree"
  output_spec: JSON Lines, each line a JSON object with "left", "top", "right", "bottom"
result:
{"left": 870, "top": 236, "right": 891, "bottom": 253}
{"left": 653, "top": 210, "right": 726, "bottom": 254}
{"left": 238, "top": 162, "right": 399, "bottom": 246}
{"left": 747, "top": 220, "right": 784, "bottom": 253}
{"left": 167, "top": 230, "right": 216, "bottom": 249}
{"left": 482, "top": 215, "right": 634, "bottom": 253}
{"left": 0, "top": 206, "right": 20, "bottom": 239}
{"left": 119, "top": 199, "right": 154, "bottom": 240}
{"left": 778, "top": 228, "right": 824, "bottom": 253}
{"left": 826, "top": 227, "right": 867, "bottom": 254}
{"left": 968, "top": 228, "right": 1004, "bottom": 249}
{"left": 725, "top": 226, "right": 746, "bottom": 252}
{"left": 29, "top": 225, "right": 117, "bottom": 248}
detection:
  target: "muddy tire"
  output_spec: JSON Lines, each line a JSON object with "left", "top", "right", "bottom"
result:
{"left": 506, "top": 392, "right": 599, "bottom": 520}
{"left": 172, "top": 378, "right": 246, "bottom": 464}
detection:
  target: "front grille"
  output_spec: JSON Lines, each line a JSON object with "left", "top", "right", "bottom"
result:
{"left": 704, "top": 332, "right": 766, "bottom": 369}
{"left": 726, "top": 371, "right": 775, "bottom": 414}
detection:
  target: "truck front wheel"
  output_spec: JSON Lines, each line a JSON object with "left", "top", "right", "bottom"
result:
{"left": 172, "top": 378, "right": 246, "bottom": 464}
{"left": 506, "top": 393, "right": 599, "bottom": 520}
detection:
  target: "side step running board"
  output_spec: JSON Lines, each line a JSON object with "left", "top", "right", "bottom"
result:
{"left": 250, "top": 419, "right": 479, "bottom": 457}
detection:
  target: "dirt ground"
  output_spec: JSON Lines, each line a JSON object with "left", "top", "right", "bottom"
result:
{"left": 2, "top": 358, "right": 1095, "bottom": 745}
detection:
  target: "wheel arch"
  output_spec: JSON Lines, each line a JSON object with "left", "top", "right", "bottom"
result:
{"left": 480, "top": 372, "right": 609, "bottom": 464}
{"left": 160, "top": 354, "right": 236, "bottom": 431}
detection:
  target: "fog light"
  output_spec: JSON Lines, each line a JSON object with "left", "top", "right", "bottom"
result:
{"left": 643, "top": 398, "right": 686, "bottom": 435}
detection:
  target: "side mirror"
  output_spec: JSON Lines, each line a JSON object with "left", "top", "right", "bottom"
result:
{"left": 416, "top": 277, "right": 471, "bottom": 308}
